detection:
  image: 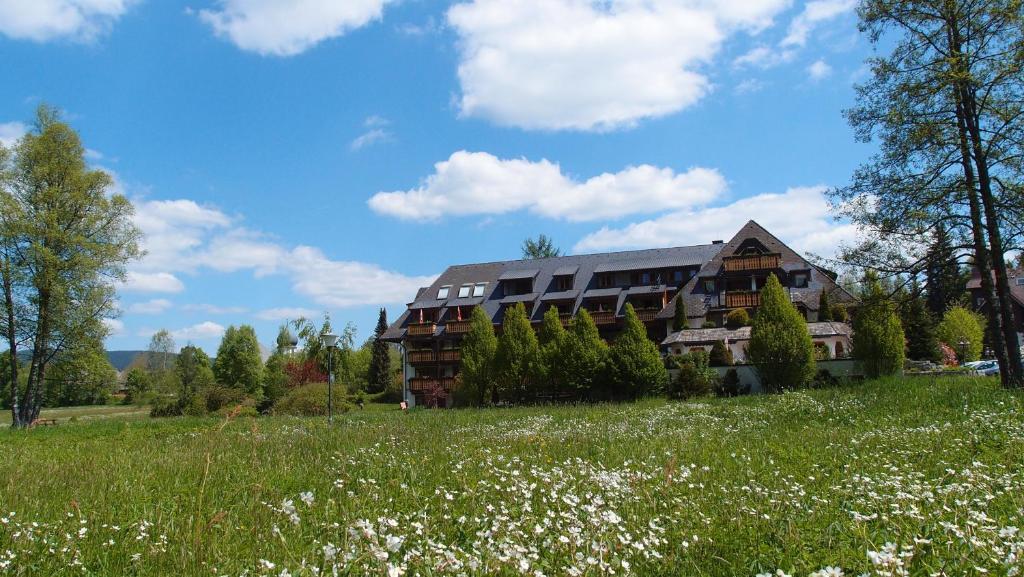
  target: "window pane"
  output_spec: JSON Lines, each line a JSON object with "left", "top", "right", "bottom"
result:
{"left": 437, "top": 286, "right": 450, "bottom": 299}
{"left": 458, "top": 285, "right": 471, "bottom": 298}
{"left": 473, "top": 283, "right": 486, "bottom": 297}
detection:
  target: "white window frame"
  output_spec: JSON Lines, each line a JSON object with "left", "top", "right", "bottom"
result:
{"left": 437, "top": 285, "right": 450, "bottom": 299}
{"left": 458, "top": 285, "right": 471, "bottom": 298}
{"left": 473, "top": 282, "right": 487, "bottom": 297}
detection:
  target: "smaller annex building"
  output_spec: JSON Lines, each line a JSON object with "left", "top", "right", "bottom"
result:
{"left": 383, "top": 220, "right": 857, "bottom": 407}
{"left": 661, "top": 321, "right": 853, "bottom": 362}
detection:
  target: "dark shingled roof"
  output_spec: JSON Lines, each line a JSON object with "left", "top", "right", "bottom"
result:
{"left": 498, "top": 269, "right": 540, "bottom": 281}
{"left": 661, "top": 321, "right": 852, "bottom": 346}
{"left": 382, "top": 242, "right": 724, "bottom": 339}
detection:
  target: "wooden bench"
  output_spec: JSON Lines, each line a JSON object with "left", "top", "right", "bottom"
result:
{"left": 30, "top": 418, "right": 57, "bottom": 427}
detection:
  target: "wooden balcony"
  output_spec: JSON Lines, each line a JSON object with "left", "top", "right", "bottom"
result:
{"left": 445, "top": 320, "right": 472, "bottom": 334}
{"left": 724, "top": 291, "right": 760, "bottom": 308}
{"left": 438, "top": 349, "right": 461, "bottom": 362}
{"left": 723, "top": 253, "right": 781, "bottom": 272}
{"left": 559, "top": 313, "right": 573, "bottom": 327}
{"left": 408, "top": 350, "right": 435, "bottom": 363}
{"left": 634, "top": 308, "right": 660, "bottom": 322}
{"left": 589, "top": 310, "right": 616, "bottom": 325}
{"left": 408, "top": 377, "right": 456, "bottom": 392}
{"left": 407, "top": 322, "right": 436, "bottom": 337}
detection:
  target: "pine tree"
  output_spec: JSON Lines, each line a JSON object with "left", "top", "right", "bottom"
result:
{"left": 607, "top": 304, "right": 668, "bottom": 399}
{"left": 561, "top": 309, "right": 608, "bottom": 399}
{"left": 672, "top": 295, "right": 687, "bottom": 332}
{"left": 537, "top": 306, "right": 568, "bottom": 396}
{"left": 460, "top": 306, "right": 497, "bottom": 406}
{"left": 853, "top": 272, "right": 906, "bottom": 378}
{"left": 749, "top": 274, "right": 816, "bottom": 392}
{"left": 925, "top": 224, "right": 967, "bottom": 316}
{"left": 901, "top": 285, "right": 941, "bottom": 362}
{"left": 368, "top": 308, "right": 391, "bottom": 394}
{"left": 818, "top": 291, "right": 833, "bottom": 322}
{"left": 495, "top": 303, "right": 540, "bottom": 402}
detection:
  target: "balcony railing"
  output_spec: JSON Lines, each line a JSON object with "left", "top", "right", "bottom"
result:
{"left": 408, "top": 350, "right": 435, "bottom": 363}
{"left": 724, "top": 291, "right": 760, "bottom": 308}
{"left": 559, "top": 313, "right": 573, "bottom": 327}
{"left": 407, "top": 322, "right": 436, "bottom": 337}
{"left": 408, "top": 377, "right": 456, "bottom": 392}
{"left": 445, "top": 319, "right": 472, "bottom": 334}
{"left": 589, "top": 311, "right": 616, "bottom": 325}
{"left": 438, "top": 349, "right": 461, "bottom": 362}
{"left": 723, "top": 253, "right": 781, "bottom": 272}
{"left": 634, "top": 308, "right": 660, "bottom": 322}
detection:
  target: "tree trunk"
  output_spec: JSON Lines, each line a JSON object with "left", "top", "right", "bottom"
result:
{"left": 1, "top": 255, "right": 22, "bottom": 428}
{"left": 19, "top": 289, "right": 50, "bottom": 425}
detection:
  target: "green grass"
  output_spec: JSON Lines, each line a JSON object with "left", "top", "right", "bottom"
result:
{"left": 1, "top": 376, "right": 1022, "bottom": 576}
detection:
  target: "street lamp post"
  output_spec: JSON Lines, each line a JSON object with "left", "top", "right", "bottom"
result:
{"left": 958, "top": 339, "right": 969, "bottom": 364}
{"left": 323, "top": 333, "right": 340, "bottom": 424}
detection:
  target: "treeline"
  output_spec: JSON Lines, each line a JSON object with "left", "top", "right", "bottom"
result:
{"left": 452, "top": 302, "right": 667, "bottom": 406}
{"left": 131, "top": 310, "right": 401, "bottom": 417}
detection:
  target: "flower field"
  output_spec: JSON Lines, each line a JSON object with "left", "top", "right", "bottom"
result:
{"left": 1, "top": 376, "right": 1022, "bottom": 576}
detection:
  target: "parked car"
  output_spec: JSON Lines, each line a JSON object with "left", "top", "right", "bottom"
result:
{"left": 962, "top": 360, "right": 988, "bottom": 369}
{"left": 972, "top": 361, "right": 1000, "bottom": 376}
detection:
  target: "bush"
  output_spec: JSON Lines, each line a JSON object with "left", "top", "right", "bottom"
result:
{"left": 182, "top": 393, "right": 208, "bottom": 417}
{"left": 149, "top": 395, "right": 182, "bottom": 417}
{"left": 853, "top": 273, "right": 906, "bottom": 378}
{"left": 215, "top": 398, "right": 258, "bottom": 418}
{"left": 811, "top": 368, "right": 838, "bottom": 389}
{"left": 714, "top": 368, "right": 749, "bottom": 397}
{"left": 709, "top": 340, "right": 733, "bottom": 366}
{"left": 749, "top": 274, "right": 816, "bottom": 392}
{"left": 936, "top": 306, "right": 986, "bottom": 363}
{"left": 725, "top": 308, "right": 750, "bottom": 329}
{"left": 701, "top": 321, "right": 717, "bottom": 328}
{"left": 813, "top": 342, "right": 832, "bottom": 361}
{"left": 203, "top": 385, "right": 249, "bottom": 414}
{"left": 830, "top": 303, "right": 848, "bottom": 323}
{"left": 667, "top": 351, "right": 716, "bottom": 400}
{"left": 273, "top": 383, "right": 352, "bottom": 416}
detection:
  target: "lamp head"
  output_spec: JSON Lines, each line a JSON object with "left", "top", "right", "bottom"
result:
{"left": 322, "top": 333, "right": 340, "bottom": 348}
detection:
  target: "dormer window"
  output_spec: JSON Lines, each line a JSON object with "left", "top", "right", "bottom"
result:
{"left": 473, "top": 283, "right": 487, "bottom": 297}
{"left": 458, "top": 284, "right": 471, "bottom": 298}
{"left": 673, "top": 270, "right": 684, "bottom": 284}
{"left": 556, "top": 275, "right": 573, "bottom": 291}
{"left": 792, "top": 273, "right": 809, "bottom": 288}
{"left": 1017, "top": 278, "right": 1024, "bottom": 286}
{"left": 437, "top": 286, "right": 450, "bottom": 299}
{"left": 703, "top": 279, "right": 716, "bottom": 293}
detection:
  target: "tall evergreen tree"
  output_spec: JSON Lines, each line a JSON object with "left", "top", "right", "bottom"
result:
{"left": 901, "top": 287, "right": 941, "bottom": 362}
{"left": 925, "top": 224, "right": 967, "bottom": 316}
{"left": 561, "top": 309, "right": 607, "bottom": 399}
{"left": 818, "top": 291, "right": 833, "bottom": 322}
{"left": 521, "top": 235, "right": 561, "bottom": 259}
{"left": 367, "top": 308, "right": 391, "bottom": 393}
{"left": 749, "top": 274, "right": 816, "bottom": 392}
{"left": 460, "top": 306, "right": 497, "bottom": 406}
{"left": 537, "top": 306, "right": 568, "bottom": 395}
{"left": 213, "top": 325, "right": 264, "bottom": 397}
{"left": 672, "top": 295, "right": 687, "bottom": 331}
{"left": 607, "top": 304, "right": 667, "bottom": 399}
{"left": 853, "top": 272, "right": 906, "bottom": 378}
{"left": 495, "top": 303, "right": 540, "bottom": 402}
{"left": 0, "top": 105, "right": 141, "bottom": 427}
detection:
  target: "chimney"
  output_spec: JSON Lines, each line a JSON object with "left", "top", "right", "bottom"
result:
{"left": 712, "top": 240, "right": 724, "bottom": 244}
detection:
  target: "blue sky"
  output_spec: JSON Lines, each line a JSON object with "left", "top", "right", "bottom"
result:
{"left": 0, "top": 0, "right": 874, "bottom": 354}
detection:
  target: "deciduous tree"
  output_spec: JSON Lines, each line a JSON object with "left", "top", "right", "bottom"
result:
{"left": 213, "top": 325, "right": 263, "bottom": 397}
{"left": 937, "top": 305, "right": 986, "bottom": 363}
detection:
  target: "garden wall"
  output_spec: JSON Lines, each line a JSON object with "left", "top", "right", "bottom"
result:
{"left": 671, "top": 359, "right": 865, "bottom": 394}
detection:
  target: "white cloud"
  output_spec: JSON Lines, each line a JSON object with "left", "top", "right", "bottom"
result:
{"left": 197, "top": 0, "right": 393, "bottom": 56}
{"left": 127, "top": 298, "right": 173, "bottom": 314}
{"left": 171, "top": 321, "right": 226, "bottom": 341}
{"left": 0, "top": 0, "right": 138, "bottom": 42}
{"left": 103, "top": 318, "right": 125, "bottom": 336}
{"left": 734, "top": 78, "right": 765, "bottom": 94}
{"left": 807, "top": 58, "right": 832, "bottom": 80}
{"left": 573, "top": 185, "right": 859, "bottom": 259}
{"left": 0, "top": 121, "right": 26, "bottom": 148}
{"left": 181, "top": 303, "right": 249, "bottom": 315}
{"left": 254, "top": 307, "right": 320, "bottom": 321}
{"left": 447, "top": 0, "right": 791, "bottom": 131}
{"left": 368, "top": 150, "right": 726, "bottom": 222}
{"left": 126, "top": 196, "right": 434, "bottom": 308}
{"left": 350, "top": 128, "right": 392, "bottom": 151}
{"left": 781, "top": 0, "right": 856, "bottom": 48}
{"left": 733, "top": 45, "right": 794, "bottom": 68}
{"left": 121, "top": 272, "right": 185, "bottom": 293}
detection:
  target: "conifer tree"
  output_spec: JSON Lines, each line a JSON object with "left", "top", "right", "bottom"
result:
{"left": 460, "top": 306, "right": 497, "bottom": 405}
{"left": 853, "top": 272, "right": 906, "bottom": 378}
{"left": 561, "top": 309, "right": 607, "bottom": 399}
{"left": 608, "top": 304, "right": 668, "bottom": 399}
{"left": 709, "top": 340, "right": 733, "bottom": 366}
{"left": 368, "top": 308, "right": 391, "bottom": 393}
{"left": 749, "top": 274, "right": 816, "bottom": 392}
{"left": 495, "top": 303, "right": 540, "bottom": 402}
{"left": 818, "top": 291, "right": 833, "bottom": 322}
{"left": 538, "top": 306, "right": 568, "bottom": 395}
{"left": 672, "top": 295, "right": 687, "bottom": 332}
{"left": 901, "top": 285, "right": 941, "bottom": 362}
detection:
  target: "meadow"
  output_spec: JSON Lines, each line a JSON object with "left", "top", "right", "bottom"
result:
{"left": 1, "top": 376, "right": 1022, "bottom": 576}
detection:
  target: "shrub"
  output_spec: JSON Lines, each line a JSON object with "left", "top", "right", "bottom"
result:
{"left": 939, "top": 342, "right": 959, "bottom": 366}
{"left": 215, "top": 398, "right": 259, "bottom": 418}
{"left": 830, "top": 303, "right": 849, "bottom": 323}
{"left": 853, "top": 273, "right": 906, "bottom": 378}
{"left": 182, "top": 393, "right": 208, "bottom": 417}
{"left": 667, "top": 351, "right": 716, "bottom": 400}
{"left": 749, "top": 274, "right": 816, "bottom": 392}
{"left": 273, "top": 383, "right": 352, "bottom": 416}
{"left": 936, "top": 306, "right": 986, "bottom": 363}
{"left": 672, "top": 295, "right": 687, "bottom": 331}
{"left": 607, "top": 304, "right": 668, "bottom": 399}
{"left": 150, "top": 395, "right": 182, "bottom": 418}
{"left": 714, "top": 368, "right": 749, "bottom": 397}
{"left": 813, "top": 342, "right": 832, "bottom": 361}
{"left": 818, "top": 291, "right": 833, "bottom": 322}
{"left": 725, "top": 308, "right": 750, "bottom": 329}
{"left": 708, "top": 340, "right": 734, "bottom": 366}
{"left": 701, "top": 321, "right": 717, "bottom": 328}
{"left": 811, "top": 368, "right": 838, "bottom": 389}
{"left": 202, "top": 385, "right": 248, "bottom": 413}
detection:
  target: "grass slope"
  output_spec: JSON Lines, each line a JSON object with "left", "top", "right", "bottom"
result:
{"left": 0, "top": 377, "right": 1022, "bottom": 576}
